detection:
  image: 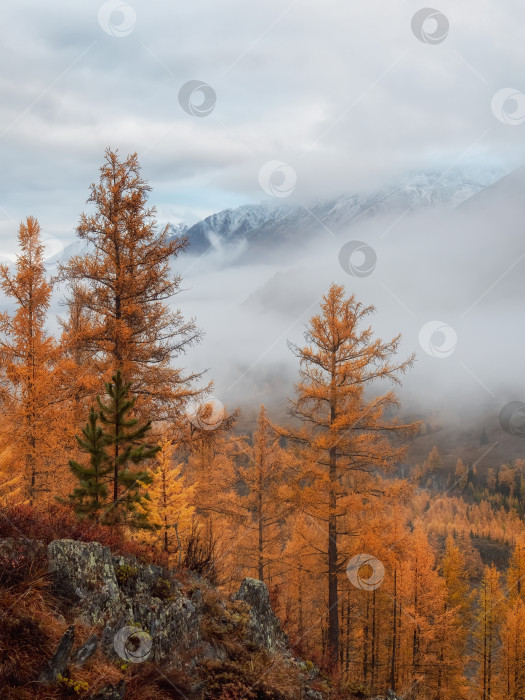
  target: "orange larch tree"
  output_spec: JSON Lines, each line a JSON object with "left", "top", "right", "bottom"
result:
{"left": 277, "top": 283, "right": 420, "bottom": 664}
{"left": 497, "top": 538, "right": 525, "bottom": 698}
{"left": 59, "top": 148, "right": 205, "bottom": 423}
{"left": 58, "top": 283, "right": 101, "bottom": 428}
{"left": 140, "top": 434, "right": 196, "bottom": 562}
{"left": 428, "top": 534, "right": 470, "bottom": 699}
{"left": 183, "top": 405, "right": 238, "bottom": 521}
{"left": 230, "top": 405, "right": 291, "bottom": 583}
{"left": 0, "top": 217, "right": 70, "bottom": 502}
{"left": 499, "top": 597, "right": 525, "bottom": 699}
{"left": 507, "top": 537, "right": 525, "bottom": 602}
{"left": 473, "top": 565, "right": 503, "bottom": 700}
{"left": 280, "top": 512, "right": 324, "bottom": 655}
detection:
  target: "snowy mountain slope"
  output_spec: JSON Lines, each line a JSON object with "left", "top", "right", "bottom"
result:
{"left": 169, "top": 167, "right": 505, "bottom": 261}
{"left": 46, "top": 167, "right": 505, "bottom": 271}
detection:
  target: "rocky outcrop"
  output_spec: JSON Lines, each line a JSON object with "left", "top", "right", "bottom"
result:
{"left": 74, "top": 634, "right": 98, "bottom": 666}
{"left": 47, "top": 539, "right": 204, "bottom": 664}
{"left": 38, "top": 625, "right": 76, "bottom": 682}
{"left": 48, "top": 540, "right": 120, "bottom": 624}
{"left": 232, "top": 576, "right": 288, "bottom": 652}
{"left": 2, "top": 536, "right": 326, "bottom": 698}
{"left": 46, "top": 540, "right": 290, "bottom": 667}
{"left": 88, "top": 680, "right": 126, "bottom": 699}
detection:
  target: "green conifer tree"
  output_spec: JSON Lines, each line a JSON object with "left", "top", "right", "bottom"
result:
{"left": 97, "top": 370, "right": 159, "bottom": 526}
{"left": 68, "top": 407, "right": 111, "bottom": 519}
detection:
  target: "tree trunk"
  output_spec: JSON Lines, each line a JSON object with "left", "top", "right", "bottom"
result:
{"left": 258, "top": 469, "right": 264, "bottom": 581}
{"left": 390, "top": 569, "right": 398, "bottom": 692}
{"left": 363, "top": 595, "right": 369, "bottom": 684}
{"left": 371, "top": 587, "right": 377, "bottom": 695}
{"left": 328, "top": 447, "right": 339, "bottom": 663}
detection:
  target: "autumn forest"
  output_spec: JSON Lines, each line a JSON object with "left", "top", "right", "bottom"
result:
{"left": 1, "top": 150, "right": 525, "bottom": 700}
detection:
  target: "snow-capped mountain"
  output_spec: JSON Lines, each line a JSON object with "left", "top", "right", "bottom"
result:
{"left": 47, "top": 166, "right": 507, "bottom": 272}
{"left": 168, "top": 167, "right": 505, "bottom": 261}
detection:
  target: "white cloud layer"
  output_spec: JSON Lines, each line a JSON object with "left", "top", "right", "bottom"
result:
{"left": 2, "top": 0, "right": 525, "bottom": 428}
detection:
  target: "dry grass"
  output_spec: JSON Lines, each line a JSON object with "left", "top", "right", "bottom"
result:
{"left": 0, "top": 566, "right": 65, "bottom": 693}
{"left": 0, "top": 503, "right": 160, "bottom": 563}
{"left": 0, "top": 504, "right": 325, "bottom": 700}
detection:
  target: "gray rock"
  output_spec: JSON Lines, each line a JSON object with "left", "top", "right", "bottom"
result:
{"left": 75, "top": 634, "right": 99, "bottom": 666}
{"left": 41, "top": 540, "right": 307, "bottom": 691}
{"left": 89, "top": 680, "right": 126, "bottom": 699}
{"left": 39, "top": 625, "right": 75, "bottom": 682}
{"left": 304, "top": 689, "right": 324, "bottom": 700}
{"left": 232, "top": 577, "right": 288, "bottom": 652}
{"left": 191, "top": 587, "right": 203, "bottom": 608}
{"left": 97, "top": 577, "right": 201, "bottom": 662}
{"left": 48, "top": 540, "right": 121, "bottom": 624}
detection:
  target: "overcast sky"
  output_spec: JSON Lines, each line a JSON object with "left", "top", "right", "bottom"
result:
{"left": 1, "top": 0, "right": 525, "bottom": 253}
{"left": 2, "top": 1, "right": 525, "bottom": 427}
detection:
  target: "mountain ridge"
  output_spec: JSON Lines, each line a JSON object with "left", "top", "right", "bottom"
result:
{"left": 168, "top": 166, "right": 506, "bottom": 260}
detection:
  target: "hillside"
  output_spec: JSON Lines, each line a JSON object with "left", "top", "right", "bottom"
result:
{"left": 0, "top": 509, "right": 332, "bottom": 700}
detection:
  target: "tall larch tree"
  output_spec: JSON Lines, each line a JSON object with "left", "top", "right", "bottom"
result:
{"left": 498, "top": 538, "right": 525, "bottom": 698}
{"left": 432, "top": 534, "right": 470, "bottom": 698}
{"left": 441, "top": 534, "right": 471, "bottom": 623}
{"left": 281, "top": 512, "right": 322, "bottom": 654}
{"left": 0, "top": 217, "right": 69, "bottom": 503}
{"left": 277, "top": 283, "right": 420, "bottom": 664}
{"left": 183, "top": 405, "right": 238, "bottom": 521}
{"left": 59, "top": 148, "right": 205, "bottom": 422}
{"left": 507, "top": 538, "right": 525, "bottom": 602}
{"left": 474, "top": 565, "right": 503, "bottom": 700}
{"left": 400, "top": 527, "right": 444, "bottom": 696}
{"left": 454, "top": 458, "right": 468, "bottom": 490}
{"left": 230, "top": 405, "right": 290, "bottom": 583}
{"left": 59, "top": 284, "right": 101, "bottom": 429}
{"left": 499, "top": 598, "right": 525, "bottom": 699}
